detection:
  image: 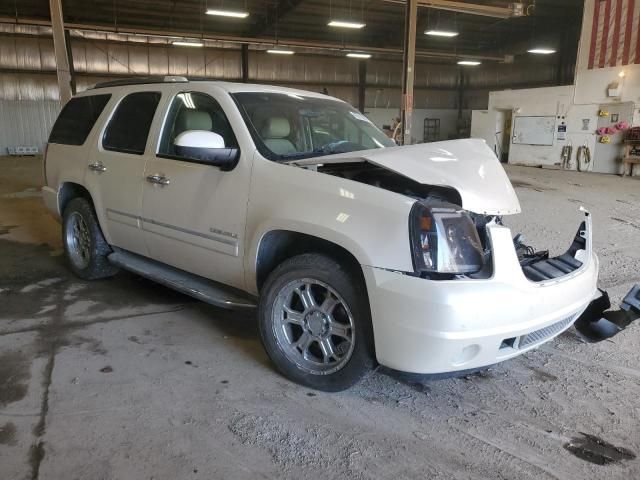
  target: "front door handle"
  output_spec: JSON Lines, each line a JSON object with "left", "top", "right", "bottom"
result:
{"left": 88, "top": 162, "right": 107, "bottom": 173}
{"left": 146, "top": 174, "right": 170, "bottom": 186}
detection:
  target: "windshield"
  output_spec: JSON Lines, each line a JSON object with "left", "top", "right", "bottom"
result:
{"left": 232, "top": 92, "right": 396, "bottom": 160}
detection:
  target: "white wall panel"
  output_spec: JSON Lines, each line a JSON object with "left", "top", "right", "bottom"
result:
{"left": 0, "top": 99, "right": 61, "bottom": 154}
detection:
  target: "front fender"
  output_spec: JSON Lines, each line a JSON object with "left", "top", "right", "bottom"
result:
{"left": 244, "top": 156, "right": 416, "bottom": 293}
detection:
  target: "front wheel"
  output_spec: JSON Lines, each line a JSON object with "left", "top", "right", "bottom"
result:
{"left": 258, "top": 253, "right": 374, "bottom": 391}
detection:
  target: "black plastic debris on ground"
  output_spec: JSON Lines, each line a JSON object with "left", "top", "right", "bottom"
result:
{"left": 574, "top": 284, "right": 640, "bottom": 343}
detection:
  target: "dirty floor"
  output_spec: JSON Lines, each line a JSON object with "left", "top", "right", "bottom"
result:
{"left": 1, "top": 155, "right": 639, "bottom": 479}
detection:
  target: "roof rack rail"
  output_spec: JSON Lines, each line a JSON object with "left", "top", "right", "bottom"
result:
{"left": 91, "top": 76, "right": 188, "bottom": 89}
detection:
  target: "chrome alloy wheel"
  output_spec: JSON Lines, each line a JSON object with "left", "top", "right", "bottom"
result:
{"left": 272, "top": 279, "right": 356, "bottom": 375}
{"left": 65, "top": 212, "right": 91, "bottom": 270}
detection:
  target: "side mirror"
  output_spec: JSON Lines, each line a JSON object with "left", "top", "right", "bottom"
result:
{"left": 174, "top": 130, "right": 239, "bottom": 171}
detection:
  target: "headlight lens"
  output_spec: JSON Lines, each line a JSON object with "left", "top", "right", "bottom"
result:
{"left": 410, "top": 202, "right": 484, "bottom": 274}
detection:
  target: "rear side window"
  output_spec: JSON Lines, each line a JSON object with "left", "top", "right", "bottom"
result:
{"left": 103, "top": 92, "right": 161, "bottom": 155}
{"left": 48, "top": 94, "right": 111, "bottom": 145}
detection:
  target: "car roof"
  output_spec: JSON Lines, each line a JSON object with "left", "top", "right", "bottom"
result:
{"left": 83, "top": 76, "right": 340, "bottom": 102}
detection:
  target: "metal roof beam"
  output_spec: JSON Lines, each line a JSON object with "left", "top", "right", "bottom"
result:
{"left": 382, "top": 0, "right": 524, "bottom": 18}
{"left": 254, "top": 0, "right": 305, "bottom": 35}
{"left": 0, "top": 16, "right": 506, "bottom": 62}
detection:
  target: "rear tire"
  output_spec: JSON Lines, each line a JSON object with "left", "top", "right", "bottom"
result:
{"left": 259, "top": 253, "right": 374, "bottom": 391}
{"left": 62, "top": 197, "right": 118, "bottom": 280}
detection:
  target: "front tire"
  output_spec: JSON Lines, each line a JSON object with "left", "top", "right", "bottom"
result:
{"left": 259, "top": 253, "right": 374, "bottom": 391}
{"left": 62, "top": 197, "right": 118, "bottom": 280}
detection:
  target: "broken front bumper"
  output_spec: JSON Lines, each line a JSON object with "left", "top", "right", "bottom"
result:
{"left": 363, "top": 210, "right": 599, "bottom": 374}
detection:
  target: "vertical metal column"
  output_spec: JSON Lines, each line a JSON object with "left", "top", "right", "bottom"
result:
{"left": 49, "top": 0, "right": 73, "bottom": 104}
{"left": 64, "top": 29, "right": 76, "bottom": 95}
{"left": 358, "top": 60, "right": 367, "bottom": 113}
{"left": 241, "top": 44, "right": 249, "bottom": 83}
{"left": 400, "top": 0, "right": 418, "bottom": 145}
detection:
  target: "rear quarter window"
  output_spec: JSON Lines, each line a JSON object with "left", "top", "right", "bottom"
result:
{"left": 48, "top": 94, "right": 111, "bottom": 146}
{"left": 103, "top": 91, "right": 162, "bottom": 155}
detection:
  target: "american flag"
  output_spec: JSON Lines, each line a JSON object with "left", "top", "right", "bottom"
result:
{"left": 588, "top": 0, "right": 640, "bottom": 69}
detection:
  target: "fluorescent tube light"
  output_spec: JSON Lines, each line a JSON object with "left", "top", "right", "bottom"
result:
{"left": 267, "top": 49, "right": 295, "bottom": 55}
{"left": 205, "top": 9, "right": 249, "bottom": 18}
{"left": 172, "top": 41, "right": 204, "bottom": 47}
{"left": 346, "top": 52, "right": 372, "bottom": 59}
{"left": 527, "top": 48, "right": 556, "bottom": 54}
{"left": 328, "top": 20, "right": 366, "bottom": 29}
{"left": 457, "top": 60, "right": 481, "bottom": 65}
{"left": 425, "top": 30, "right": 459, "bottom": 37}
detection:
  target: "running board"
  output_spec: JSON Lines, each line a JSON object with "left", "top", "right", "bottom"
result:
{"left": 108, "top": 250, "right": 257, "bottom": 310}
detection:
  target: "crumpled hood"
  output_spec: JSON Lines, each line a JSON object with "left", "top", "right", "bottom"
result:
{"left": 294, "top": 138, "right": 521, "bottom": 215}
{"left": 360, "top": 139, "right": 520, "bottom": 215}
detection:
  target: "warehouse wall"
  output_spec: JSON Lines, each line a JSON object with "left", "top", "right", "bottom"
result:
{"left": 471, "top": 0, "right": 640, "bottom": 175}
{"left": 574, "top": 0, "right": 640, "bottom": 105}
{"left": 0, "top": 99, "right": 60, "bottom": 154}
{"left": 0, "top": 23, "right": 560, "bottom": 153}
{"left": 366, "top": 108, "right": 469, "bottom": 142}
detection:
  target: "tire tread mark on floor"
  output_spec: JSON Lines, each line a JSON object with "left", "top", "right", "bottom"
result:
{"left": 452, "top": 426, "right": 562, "bottom": 480}
{"left": 539, "top": 346, "right": 640, "bottom": 380}
{"left": 0, "top": 306, "right": 186, "bottom": 338}
{"left": 28, "top": 311, "right": 58, "bottom": 480}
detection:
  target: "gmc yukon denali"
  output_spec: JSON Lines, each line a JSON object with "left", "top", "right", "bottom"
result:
{"left": 42, "top": 76, "right": 604, "bottom": 391}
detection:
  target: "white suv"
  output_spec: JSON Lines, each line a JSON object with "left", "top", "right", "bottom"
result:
{"left": 43, "top": 76, "right": 599, "bottom": 391}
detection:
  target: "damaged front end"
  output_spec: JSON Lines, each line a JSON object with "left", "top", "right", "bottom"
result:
{"left": 515, "top": 214, "right": 590, "bottom": 283}
{"left": 511, "top": 209, "right": 640, "bottom": 342}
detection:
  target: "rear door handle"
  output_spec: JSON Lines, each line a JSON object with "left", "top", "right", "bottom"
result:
{"left": 146, "top": 174, "right": 170, "bottom": 186}
{"left": 88, "top": 162, "right": 107, "bottom": 173}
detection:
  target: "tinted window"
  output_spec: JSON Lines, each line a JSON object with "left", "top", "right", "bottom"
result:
{"left": 48, "top": 94, "right": 111, "bottom": 146}
{"left": 103, "top": 92, "right": 161, "bottom": 155}
{"left": 158, "top": 92, "right": 238, "bottom": 158}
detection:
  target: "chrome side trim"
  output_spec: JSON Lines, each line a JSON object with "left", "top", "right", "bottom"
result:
{"left": 143, "top": 217, "right": 237, "bottom": 247}
{"left": 107, "top": 208, "right": 138, "bottom": 220}
{"left": 105, "top": 208, "right": 237, "bottom": 248}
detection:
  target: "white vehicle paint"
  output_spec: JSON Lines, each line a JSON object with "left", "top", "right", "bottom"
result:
{"left": 42, "top": 78, "right": 599, "bottom": 388}
{"left": 290, "top": 139, "right": 521, "bottom": 216}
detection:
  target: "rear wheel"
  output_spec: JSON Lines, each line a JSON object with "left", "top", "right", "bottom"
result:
{"left": 62, "top": 197, "right": 118, "bottom": 280}
{"left": 259, "top": 253, "right": 374, "bottom": 391}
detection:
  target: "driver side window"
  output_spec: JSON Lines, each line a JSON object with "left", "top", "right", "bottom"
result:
{"left": 158, "top": 91, "right": 238, "bottom": 158}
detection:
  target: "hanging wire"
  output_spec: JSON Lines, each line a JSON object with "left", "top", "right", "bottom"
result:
{"left": 113, "top": 0, "right": 118, "bottom": 32}
{"left": 275, "top": 0, "right": 279, "bottom": 45}
{"left": 200, "top": 0, "right": 204, "bottom": 40}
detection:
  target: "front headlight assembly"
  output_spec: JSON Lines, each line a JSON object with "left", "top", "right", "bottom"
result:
{"left": 409, "top": 202, "right": 484, "bottom": 276}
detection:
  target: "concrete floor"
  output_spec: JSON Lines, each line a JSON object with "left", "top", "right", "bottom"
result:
{"left": 1, "top": 155, "right": 639, "bottom": 479}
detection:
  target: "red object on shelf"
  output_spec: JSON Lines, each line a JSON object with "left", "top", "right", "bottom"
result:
{"left": 627, "top": 127, "right": 640, "bottom": 141}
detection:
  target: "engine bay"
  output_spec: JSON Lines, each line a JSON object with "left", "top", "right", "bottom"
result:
{"left": 315, "top": 161, "right": 463, "bottom": 206}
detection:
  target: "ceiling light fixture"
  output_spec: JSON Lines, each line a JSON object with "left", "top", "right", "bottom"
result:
{"left": 205, "top": 9, "right": 249, "bottom": 18}
{"left": 328, "top": 20, "right": 366, "bottom": 29}
{"left": 457, "top": 60, "right": 481, "bottom": 66}
{"left": 527, "top": 48, "right": 556, "bottom": 54}
{"left": 267, "top": 49, "right": 295, "bottom": 55}
{"left": 347, "top": 52, "right": 372, "bottom": 59}
{"left": 172, "top": 40, "right": 204, "bottom": 47}
{"left": 425, "top": 30, "right": 459, "bottom": 37}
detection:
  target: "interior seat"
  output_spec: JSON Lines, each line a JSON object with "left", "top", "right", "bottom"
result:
{"left": 176, "top": 109, "right": 212, "bottom": 134}
{"left": 261, "top": 117, "right": 297, "bottom": 155}
{"left": 167, "top": 109, "right": 213, "bottom": 154}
